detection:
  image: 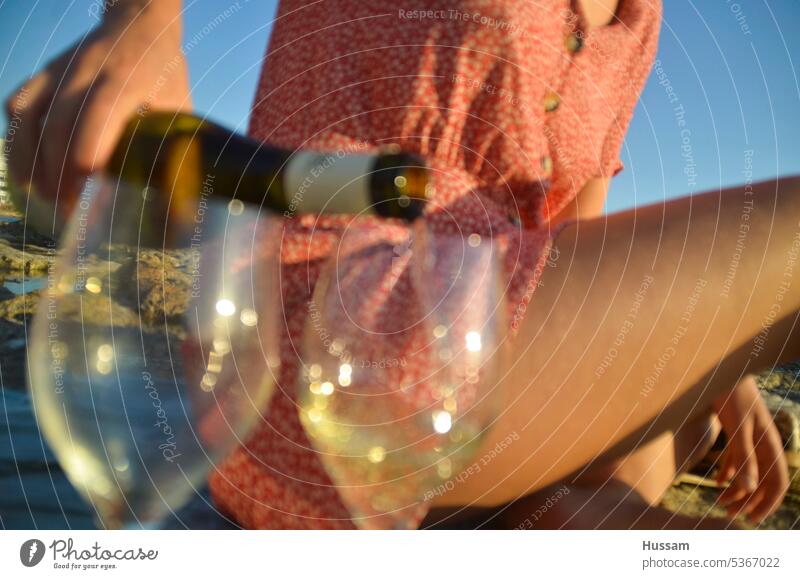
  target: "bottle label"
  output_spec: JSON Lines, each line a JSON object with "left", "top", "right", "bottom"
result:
{"left": 284, "top": 151, "right": 374, "bottom": 216}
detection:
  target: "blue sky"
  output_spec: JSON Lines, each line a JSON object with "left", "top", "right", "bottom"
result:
{"left": 1, "top": 0, "right": 798, "bottom": 212}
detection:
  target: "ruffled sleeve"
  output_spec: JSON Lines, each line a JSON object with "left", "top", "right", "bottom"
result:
{"left": 545, "top": 0, "right": 662, "bottom": 215}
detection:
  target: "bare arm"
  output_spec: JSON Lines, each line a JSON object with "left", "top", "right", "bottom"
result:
{"left": 550, "top": 176, "right": 611, "bottom": 226}
{"left": 4, "top": 0, "right": 188, "bottom": 208}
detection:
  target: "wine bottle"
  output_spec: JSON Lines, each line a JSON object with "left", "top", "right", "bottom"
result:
{"left": 7, "top": 111, "right": 430, "bottom": 237}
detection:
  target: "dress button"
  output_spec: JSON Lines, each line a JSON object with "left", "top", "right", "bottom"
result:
{"left": 565, "top": 33, "right": 583, "bottom": 54}
{"left": 544, "top": 91, "right": 561, "bottom": 112}
{"left": 541, "top": 155, "right": 553, "bottom": 175}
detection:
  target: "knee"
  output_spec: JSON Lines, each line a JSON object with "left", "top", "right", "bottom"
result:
{"left": 674, "top": 411, "right": 721, "bottom": 472}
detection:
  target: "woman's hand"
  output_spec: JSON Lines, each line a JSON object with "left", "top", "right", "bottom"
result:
{"left": 4, "top": 0, "right": 189, "bottom": 208}
{"left": 713, "top": 374, "right": 789, "bottom": 523}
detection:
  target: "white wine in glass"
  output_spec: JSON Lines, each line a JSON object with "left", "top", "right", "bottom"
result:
{"left": 28, "top": 175, "right": 281, "bottom": 529}
{"left": 298, "top": 221, "right": 509, "bottom": 529}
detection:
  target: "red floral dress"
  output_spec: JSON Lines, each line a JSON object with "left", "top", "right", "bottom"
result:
{"left": 208, "top": 0, "right": 662, "bottom": 529}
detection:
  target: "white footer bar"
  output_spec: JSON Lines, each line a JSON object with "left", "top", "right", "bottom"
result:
{"left": 1, "top": 530, "right": 797, "bottom": 578}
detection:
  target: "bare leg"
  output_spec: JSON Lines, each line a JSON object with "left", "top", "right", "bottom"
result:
{"left": 421, "top": 426, "right": 719, "bottom": 529}
{"left": 511, "top": 309, "right": 800, "bottom": 529}
{"left": 433, "top": 176, "right": 800, "bottom": 508}
{"left": 502, "top": 480, "right": 736, "bottom": 530}
{"left": 425, "top": 311, "right": 800, "bottom": 528}
{"left": 573, "top": 413, "right": 721, "bottom": 505}
{"left": 491, "top": 413, "right": 719, "bottom": 529}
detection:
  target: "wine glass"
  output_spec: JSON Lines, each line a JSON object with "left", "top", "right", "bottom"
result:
{"left": 28, "top": 174, "right": 281, "bottom": 529}
{"left": 298, "top": 220, "right": 509, "bottom": 529}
